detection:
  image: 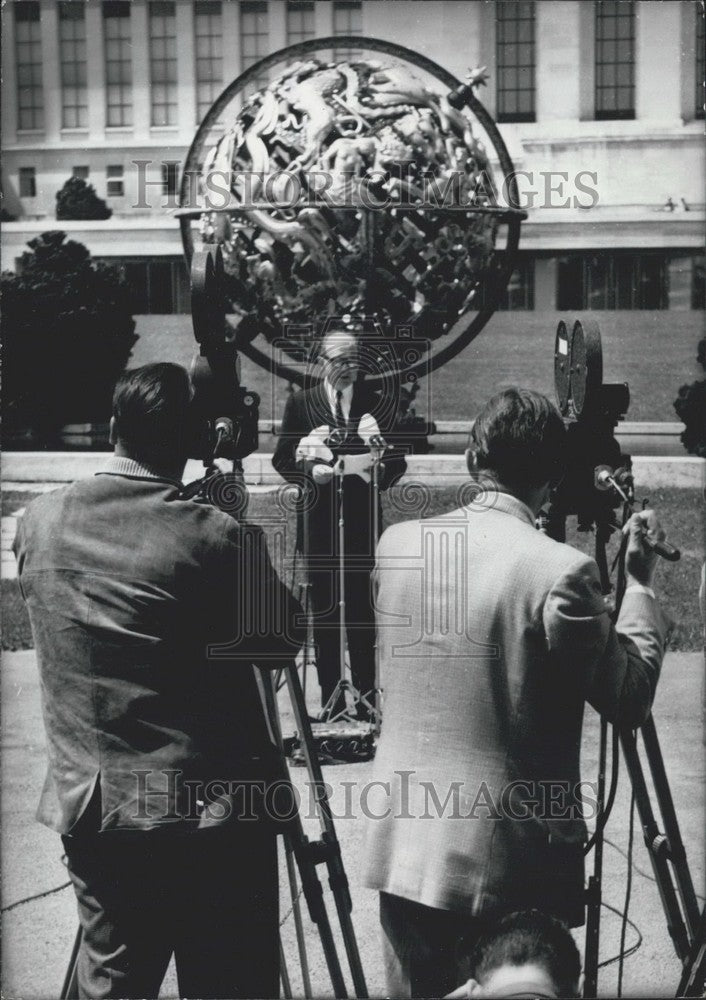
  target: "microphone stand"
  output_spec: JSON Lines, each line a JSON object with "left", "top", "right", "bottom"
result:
{"left": 369, "top": 441, "right": 385, "bottom": 736}
{"left": 320, "top": 454, "right": 359, "bottom": 724}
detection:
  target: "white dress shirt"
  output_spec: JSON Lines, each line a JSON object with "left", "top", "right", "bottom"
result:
{"left": 324, "top": 380, "right": 353, "bottom": 423}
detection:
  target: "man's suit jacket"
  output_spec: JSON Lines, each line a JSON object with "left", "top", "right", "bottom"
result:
{"left": 272, "top": 381, "right": 406, "bottom": 559}
{"left": 362, "top": 492, "right": 671, "bottom": 926}
{"left": 13, "top": 456, "right": 304, "bottom": 834}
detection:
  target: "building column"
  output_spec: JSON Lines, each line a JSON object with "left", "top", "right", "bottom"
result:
{"left": 222, "top": 1, "right": 241, "bottom": 86}
{"left": 679, "top": 0, "right": 699, "bottom": 122}
{"left": 315, "top": 1, "right": 334, "bottom": 37}
{"left": 85, "top": 2, "right": 106, "bottom": 140}
{"left": 636, "top": 0, "right": 681, "bottom": 122}
{"left": 667, "top": 254, "right": 694, "bottom": 311}
{"left": 176, "top": 1, "right": 197, "bottom": 141}
{"left": 536, "top": 2, "right": 581, "bottom": 122}
{"left": 534, "top": 257, "right": 557, "bottom": 311}
{"left": 131, "top": 0, "right": 151, "bottom": 141}
{"left": 1, "top": 4, "right": 18, "bottom": 145}
{"left": 39, "top": 0, "right": 61, "bottom": 142}
{"left": 577, "top": 1, "right": 595, "bottom": 121}
{"left": 269, "top": 1, "right": 287, "bottom": 54}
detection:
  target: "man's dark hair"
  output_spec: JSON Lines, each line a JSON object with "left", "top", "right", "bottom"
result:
{"left": 469, "top": 910, "right": 581, "bottom": 998}
{"left": 112, "top": 363, "right": 192, "bottom": 469}
{"left": 468, "top": 388, "right": 567, "bottom": 489}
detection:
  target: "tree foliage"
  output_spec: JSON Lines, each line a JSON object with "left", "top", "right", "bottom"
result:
{"left": 2, "top": 231, "right": 136, "bottom": 441}
{"left": 674, "top": 338, "right": 706, "bottom": 458}
{"left": 56, "top": 176, "right": 112, "bottom": 221}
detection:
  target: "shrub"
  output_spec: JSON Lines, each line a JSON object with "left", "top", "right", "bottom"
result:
{"left": 674, "top": 338, "right": 706, "bottom": 458}
{"left": 1, "top": 230, "right": 136, "bottom": 442}
{"left": 56, "top": 176, "right": 112, "bottom": 221}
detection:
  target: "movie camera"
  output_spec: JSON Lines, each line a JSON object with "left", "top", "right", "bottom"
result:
{"left": 543, "top": 320, "right": 700, "bottom": 999}
{"left": 188, "top": 244, "right": 260, "bottom": 470}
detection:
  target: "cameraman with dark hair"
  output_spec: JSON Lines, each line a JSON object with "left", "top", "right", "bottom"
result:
{"left": 363, "top": 387, "right": 672, "bottom": 997}
{"left": 14, "top": 363, "right": 304, "bottom": 1000}
{"left": 447, "top": 910, "right": 582, "bottom": 998}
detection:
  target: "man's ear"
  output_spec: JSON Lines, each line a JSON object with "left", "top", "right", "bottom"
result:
{"left": 465, "top": 447, "right": 478, "bottom": 473}
{"left": 108, "top": 416, "right": 118, "bottom": 446}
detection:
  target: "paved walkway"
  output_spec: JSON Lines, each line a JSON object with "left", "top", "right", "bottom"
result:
{"left": 1, "top": 648, "right": 704, "bottom": 998}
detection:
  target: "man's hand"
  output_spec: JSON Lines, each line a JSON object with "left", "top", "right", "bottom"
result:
{"left": 624, "top": 508, "right": 665, "bottom": 588}
{"left": 312, "top": 463, "right": 334, "bottom": 484}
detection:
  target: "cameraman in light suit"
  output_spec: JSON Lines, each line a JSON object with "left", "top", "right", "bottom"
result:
{"left": 363, "top": 388, "right": 672, "bottom": 998}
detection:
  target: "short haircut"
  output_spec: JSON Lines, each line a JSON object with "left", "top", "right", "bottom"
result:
{"left": 469, "top": 910, "right": 581, "bottom": 998}
{"left": 469, "top": 388, "right": 567, "bottom": 489}
{"left": 112, "top": 363, "right": 192, "bottom": 469}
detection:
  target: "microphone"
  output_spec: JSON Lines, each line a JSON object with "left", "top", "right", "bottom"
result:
{"left": 325, "top": 427, "right": 346, "bottom": 451}
{"left": 358, "top": 413, "right": 388, "bottom": 455}
{"left": 214, "top": 417, "right": 234, "bottom": 458}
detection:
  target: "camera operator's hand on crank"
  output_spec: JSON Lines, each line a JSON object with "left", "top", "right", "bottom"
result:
{"left": 624, "top": 509, "right": 665, "bottom": 588}
{"left": 312, "top": 463, "right": 334, "bottom": 484}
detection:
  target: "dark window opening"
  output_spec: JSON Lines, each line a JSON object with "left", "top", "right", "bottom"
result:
{"left": 557, "top": 253, "right": 667, "bottom": 310}
{"left": 595, "top": 0, "right": 635, "bottom": 121}
{"left": 496, "top": 1, "right": 535, "bottom": 123}
{"left": 19, "top": 166, "right": 37, "bottom": 198}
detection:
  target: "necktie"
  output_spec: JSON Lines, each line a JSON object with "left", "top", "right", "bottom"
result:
{"left": 335, "top": 389, "right": 346, "bottom": 431}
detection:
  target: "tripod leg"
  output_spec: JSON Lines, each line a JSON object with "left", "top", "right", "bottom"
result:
{"left": 640, "top": 715, "right": 700, "bottom": 938}
{"left": 60, "top": 926, "right": 81, "bottom": 1000}
{"left": 256, "top": 666, "right": 363, "bottom": 997}
{"left": 677, "top": 907, "right": 706, "bottom": 997}
{"left": 280, "top": 937, "right": 293, "bottom": 999}
{"left": 583, "top": 717, "right": 608, "bottom": 999}
{"left": 285, "top": 666, "right": 369, "bottom": 997}
{"left": 283, "top": 835, "right": 313, "bottom": 997}
{"left": 620, "top": 726, "right": 692, "bottom": 961}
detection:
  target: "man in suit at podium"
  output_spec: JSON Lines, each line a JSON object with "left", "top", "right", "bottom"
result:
{"left": 272, "top": 326, "right": 406, "bottom": 716}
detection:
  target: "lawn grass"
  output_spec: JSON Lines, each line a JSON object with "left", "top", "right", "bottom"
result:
{"left": 128, "top": 311, "right": 703, "bottom": 425}
{"left": 3, "top": 486, "right": 702, "bottom": 652}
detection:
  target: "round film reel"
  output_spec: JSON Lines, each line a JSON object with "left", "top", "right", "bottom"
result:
{"left": 570, "top": 318, "right": 603, "bottom": 418}
{"left": 554, "top": 319, "right": 572, "bottom": 415}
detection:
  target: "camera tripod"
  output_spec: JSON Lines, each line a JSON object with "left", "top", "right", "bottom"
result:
{"left": 547, "top": 488, "right": 703, "bottom": 999}
{"left": 59, "top": 653, "right": 369, "bottom": 999}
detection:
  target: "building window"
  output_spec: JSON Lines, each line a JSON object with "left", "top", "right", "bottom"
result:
{"left": 557, "top": 253, "right": 667, "bottom": 310}
{"left": 162, "top": 161, "right": 179, "bottom": 197}
{"left": 149, "top": 1, "right": 177, "bottom": 126}
{"left": 498, "top": 258, "right": 535, "bottom": 310}
{"left": 696, "top": 4, "right": 705, "bottom": 120}
{"left": 15, "top": 1, "right": 44, "bottom": 130}
{"left": 693, "top": 256, "right": 705, "bottom": 310}
{"left": 333, "top": 1, "right": 362, "bottom": 60}
{"left": 107, "top": 164, "right": 124, "bottom": 197}
{"left": 194, "top": 1, "right": 223, "bottom": 123}
{"left": 495, "top": 1, "right": 535, "bottom": 123}
{"left": 101, "top": 257, "right": 191, "bottom": 314}
{"left": 104, "top": 1, "right": 133, "bottom": 128}
{"left": 240, "top": 1, "right": 269, "bottom": 96}
{"left": 595, "top": 0, "right": 635, "bottom": 121}
{"left": 19, "top": 166, "right": 37, "bottom": 198}
{"left": 58, "top": 1, "right": 88, "bottom": 128}
{"left": 72, "top": 165, "right": 89, "bottom": 179}
{"left": 286, "top": 1, "right": 314, "bottom": 45}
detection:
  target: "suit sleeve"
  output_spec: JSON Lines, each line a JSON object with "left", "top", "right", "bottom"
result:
{"left": 206, "top": 520, "right": 305, "bottom": 668}
{"left": 378, "top": 449, "right": 408, "bottom": 491}
{"left": 272, "top": 393, "right": 305, "bottom": 484}
{"left": 543, "top": 556, "right": 671, "bottom": 729}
